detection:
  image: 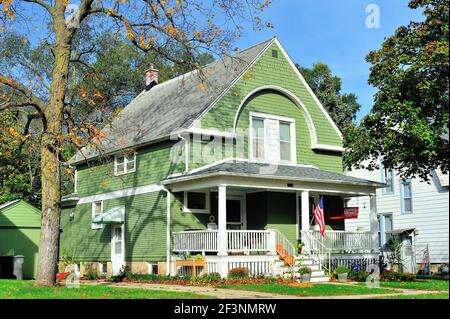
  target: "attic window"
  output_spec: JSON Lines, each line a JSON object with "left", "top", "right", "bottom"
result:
{"left": 272, "top": 49, "right": 278, "bottom": 58}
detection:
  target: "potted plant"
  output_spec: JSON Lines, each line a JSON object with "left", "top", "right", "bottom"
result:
{"left": 297, "top": 242, "right": 305, "bottom": 255}
{"left": 335, "top": 266, "right": 349, "bottom": 282}
{"left": 57, "top": 255, "right": 74, "bottom": 280}
{"left": 299, "top": 267, "right": 312, "bottom": 283}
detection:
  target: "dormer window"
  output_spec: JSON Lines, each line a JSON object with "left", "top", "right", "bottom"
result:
{"left": 249, "top": 112, "right": 296, "bottom": 163}
{"left": 114, "top": 152, "right": 136, "bottom": 175}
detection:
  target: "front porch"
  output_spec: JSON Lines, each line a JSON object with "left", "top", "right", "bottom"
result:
{"left": 163, "top": 160, "right": 384, "bottom": 277}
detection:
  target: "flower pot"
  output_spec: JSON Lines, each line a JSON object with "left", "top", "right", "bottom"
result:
{"left": 56, "top": 272, "right": 70, "bottom": 280}
{"left": 300, "top": 273, "right": 311, "bottom": 283}
{"left": 337, "top": 272, "right": 348, "bottom": 282}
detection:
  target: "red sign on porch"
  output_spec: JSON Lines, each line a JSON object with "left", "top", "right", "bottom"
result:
{"left": 328, "top": 207, "right": 359, "bottom": 220}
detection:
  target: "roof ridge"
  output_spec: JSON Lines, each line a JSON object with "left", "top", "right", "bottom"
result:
{"left": 137, "top": 37, "right": 275, "bottom": 99}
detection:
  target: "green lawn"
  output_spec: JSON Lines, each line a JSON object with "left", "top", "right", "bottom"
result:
{"left": 0, "top": 280, "right": 212, "bottom": 299}
{"left": 361, "top": 280, "right": 449, "bottom": 291}
{"left": 217, "top": 283, "right": 395, "bottom": 297}
{"left": 373, "top": 292, "right": 449, "bottom": 299}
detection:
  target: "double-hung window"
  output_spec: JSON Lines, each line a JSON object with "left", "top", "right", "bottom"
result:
{"left": 92, "top": 201, "right": 103, "bottom": 230}
{"left": 114, "top": 152, "right": 136, "bottom": 175}
{"left": 250, "top": 112, "right": 296, "bottom": 163}
{"left": 400, "top": 179, "right": 413, "bottom": 214}
{"left": 381, "top": 162, "right": 395, "bottom": 195}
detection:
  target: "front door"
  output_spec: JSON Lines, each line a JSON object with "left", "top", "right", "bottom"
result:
{"left": 226, "top": 197, "right": 245, "bottom": 230}
{"left": 111, "top": 225, "right": 125, "bottom": 275}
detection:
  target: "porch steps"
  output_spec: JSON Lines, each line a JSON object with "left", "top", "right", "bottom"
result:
{"left": 277, "top": 256, "right": 331, "bottom": 283}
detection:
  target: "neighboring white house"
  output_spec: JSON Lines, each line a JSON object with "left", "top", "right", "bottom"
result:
{"left": 345, "top": 164, "right": 449, "bottom": 273}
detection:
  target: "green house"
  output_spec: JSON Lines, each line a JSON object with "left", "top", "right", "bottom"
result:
{"left": 61, "top": 38, "right": 385, "bottom": 281}
{"left": 0, "top": 199, "right": 40, "bottom": 279}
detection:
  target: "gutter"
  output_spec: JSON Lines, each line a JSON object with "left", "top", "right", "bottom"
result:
{"left": 161, "top": 186, "right": 172, "bottom": 276}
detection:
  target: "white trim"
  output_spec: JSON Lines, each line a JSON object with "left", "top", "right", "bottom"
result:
{"left": 226, "top": 194, "right": 247, "bottom": 230}
{"left": 74, "top": 168, "right": 78, "bottom": 194}
{"left": 91, "top": 201, "right": 103, "bottom": 230}
{"left": 249, "top": 111, "right": 296, "bottom": 124}
{"left": 273, "top": 38, "right": 343, "bottom": 140}
{"left": 79, "top": 184, "right": 163, "bottom": 204}
{"left": 235, "top": 86, "right": 317, "bottom": 147}
{"left": 312, "top": 144, "right": 345, "bottom": 152}
{"left": 114, "top": 152, "right": 136, "bottom": 176}
{"left": 183, "top": 190, "right": 211, "bottom": 214}
{"left": 191, "top": 39, "right": 276, "bottom": 129}
{"left": 111, "top": 223, "right": 125, "bottom": 275}
{"left": 249, "top": 112, "right": 297, "bottom": 164}
{"left": 186, "top": 128, "right": 237, "bottom": 139}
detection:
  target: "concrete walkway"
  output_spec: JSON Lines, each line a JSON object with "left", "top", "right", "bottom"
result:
{"left": 90, "top": 281, "right": 446, "bottom": 299}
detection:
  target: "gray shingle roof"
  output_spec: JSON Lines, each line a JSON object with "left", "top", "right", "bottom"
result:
{"left": 70, "top": 38, "right": 274, "bottom": 164}
{"left": 163, "top": 159, "right": 385, "bottom": 187}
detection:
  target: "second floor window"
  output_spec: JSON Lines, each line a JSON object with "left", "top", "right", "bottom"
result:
{"left": 400, "top": 179, "right": 413, "bottom": 214}
{"left": 381, "top": 163, "right": 394, "bottom": 195}
{"left": 115, "top": 152, "right": 136, "bottom": 175}
{"left": 250, "top": 112, "right": 296, "bottom": 163}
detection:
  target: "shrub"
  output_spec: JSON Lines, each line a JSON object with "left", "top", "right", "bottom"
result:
{"left": 348, "top": 271, "right": 369, "bottom": 282}
{"left": 298, "top": 267, "right": 311, "bottom": 275}
{"left": 108, "top": 266, "right": 130, "bottom": 283}
{"left": 190, "top": 272, "right": 222, "bottom": 284}
{"left": 380, "top": 270, "right": 416, "bottom": 282}
{"left": 228, "top": 267, "right": 250, "bottom": 280}
{"left": 335, "top": 266, "right": 349, "bottom": 274}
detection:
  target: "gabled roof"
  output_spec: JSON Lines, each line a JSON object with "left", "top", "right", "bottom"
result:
{"left": 163, "top": 159, "right": 386, "bottom": 188}
{"left": 71, "top": 38, "right": 275, "bottom": 164}
{"left": 0, "top": 199, "right": 20, "bottom": 211}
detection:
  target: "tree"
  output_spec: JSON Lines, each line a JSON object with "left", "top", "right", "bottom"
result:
{"left": 296, "top": 62, "right": 361, "bottom": 131}
{"left": 0, "top": 30, "right": 214, "bottom": 204}
{"left": 0, "top": 0, "right": 270, "bottom": 286}
{"left": 344, "top": 0, "right": 449, "bottom": 180}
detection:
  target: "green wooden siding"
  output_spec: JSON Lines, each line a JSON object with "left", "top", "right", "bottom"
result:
{"left": 196, "top": 42, "right": 342, "bottom": 172}
{"left": 60, "top": 192, "right": 168, "bottom": 262}
{"left": 76, "top": 141, "right": 184, "bottom": 197}
{"left": 0, "top": 200, "right": 41, "bottom": 227}
{"left": 0, "top": 200, "right": 41, "bottom": 279}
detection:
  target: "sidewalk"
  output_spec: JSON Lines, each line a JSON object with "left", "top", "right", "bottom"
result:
{"left": 90, "top": 281, "right": 446, "bottom": 299}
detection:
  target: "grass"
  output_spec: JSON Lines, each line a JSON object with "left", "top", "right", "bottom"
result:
{"left": 360, "top": 280, "right": 449, "bottom": 291}
{"left": 373, "top": 292, "right": 449, "bottom": 299}
{"left": 216, "top": 283, "right": 395, "bottom": 296}
{"left": 0, "top": 280, "right": 212, "bottom": 299}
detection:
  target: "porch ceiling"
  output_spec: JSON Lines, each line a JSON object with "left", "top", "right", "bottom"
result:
{"left": 162, "top": 159, "right": 384, "bottom": 195}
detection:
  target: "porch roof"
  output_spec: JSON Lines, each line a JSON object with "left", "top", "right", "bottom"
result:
{"left": 162, "top": 159, "right": 385, "bottom": 188}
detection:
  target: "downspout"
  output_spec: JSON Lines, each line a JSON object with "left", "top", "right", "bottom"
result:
{"left": 178, "top": 133, "right": 189, "bottom": 173}
{"left": 161, "top": 186, "right": 172, "bottom": 276}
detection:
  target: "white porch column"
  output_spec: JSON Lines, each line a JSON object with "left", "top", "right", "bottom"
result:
{"left": 217, "top": 185, "right": 228, "bottom": 277}
{"left": 369, "top": 194, "right": 379, "bottom": 251}
{"left": 301, "top": 190, "right": 310, "bottom": 232}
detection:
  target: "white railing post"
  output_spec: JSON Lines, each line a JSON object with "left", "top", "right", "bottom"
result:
{"left": 268, "top": 230, "right": 277, "bottom": 255}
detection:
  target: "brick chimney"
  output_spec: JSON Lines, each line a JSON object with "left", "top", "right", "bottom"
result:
{"left": 145, "top": 64, "right": 159, "bottom": 91}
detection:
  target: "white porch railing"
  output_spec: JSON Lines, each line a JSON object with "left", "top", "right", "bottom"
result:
{"left": 173, "top": 230, "right": 275, "bottom": 254}
{"left": 301, "top": 230, "right": 331, "bottom": 272}
{"left": 173, "top": 230, "right": 218, "bottom": 253}
{"left": 227, "top": 230, "right": 273, "bottom": 253}
{"left": 303, "top": 230, "right": 373, "bottom": 252}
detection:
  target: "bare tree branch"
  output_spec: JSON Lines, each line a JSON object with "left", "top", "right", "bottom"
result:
{"left": 0, "top": 76, "right": 47, "bottom": 113}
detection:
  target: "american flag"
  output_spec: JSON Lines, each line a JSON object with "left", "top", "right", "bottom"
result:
{"left": 314, "top": 196, "right": 326, "bottom": 237}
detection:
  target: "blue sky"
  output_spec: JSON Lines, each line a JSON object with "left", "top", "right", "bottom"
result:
{"left": 235, "top": 0, "right": 424, "bottom": 120}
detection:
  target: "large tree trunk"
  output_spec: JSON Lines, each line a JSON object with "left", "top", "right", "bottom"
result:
{"left": 36, "top": 14, "right": 71, "bottom": 285}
